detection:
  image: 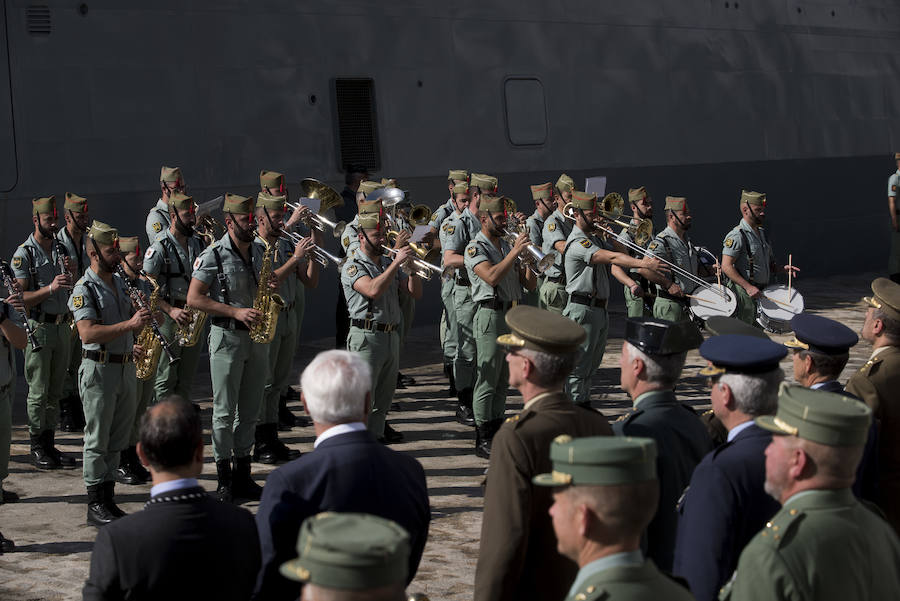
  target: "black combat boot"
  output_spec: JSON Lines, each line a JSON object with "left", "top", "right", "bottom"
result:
{"left": 103, "top": 481, "right": 127, "bottom": 518}
{"left": 231, "top": 456, "right": 263, "bottom": 501}
{"left": 252, "top": 425, "right": 278, "bottom": 464}
{"left": 277, "top": 395, "right": 297, "bottom": 431}
{"left": 270, "top": 425, "right": 301, "bottom": 462}
{"left": 455, "top": 388, "right": 475, "bottom": 427}
{"left": 215, "top": 458, "right": 233, "bottom": 503}
{"left": 444, "top": 362, "right": 457, "bottom": 397}
{"left": 31, "top": 432, "right": 57, "bottom": 469}
{"left": 44, "top": 430, "right": 76, "bottom": 468}
{"left": 398, "top": 372, "right": 416, "bottom": 387}
{"left": 382, "top": 422, "right": 404, "bottom": 444}
{"left": 86, "top": 484, "right": 117, "bottom": 526}
{"left": 58, "top": 396, "right": 79, "bottom": 432}
{"left": 475, "top": 423, "right": 492, "bottom": 459}
{"left": 114, "top": 447, "right": 144, "bottom": 485}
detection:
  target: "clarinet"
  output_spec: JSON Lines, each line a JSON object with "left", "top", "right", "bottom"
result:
{"left": 114, "top": 265, "right": 179, "bottom": 366}
{"left": 0, "top": 260, "right": 42, "bottom": 352}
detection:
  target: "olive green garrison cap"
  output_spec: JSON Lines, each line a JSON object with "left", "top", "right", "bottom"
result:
{"left": 534, "top": 435, "right": 658, "bottom": 487}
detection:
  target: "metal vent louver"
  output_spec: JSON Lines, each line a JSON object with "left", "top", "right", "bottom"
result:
{"left": 334, "top": 79, "right": 380, "bottom": 171}
{"left": 26, "top": 5, "right": 51, "bottom": 36}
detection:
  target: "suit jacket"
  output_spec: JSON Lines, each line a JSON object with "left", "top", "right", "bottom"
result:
{"left": 672, "top": 424, "right": 780, "bottom": 601}
{"left": 613, "top": 390, "right": 713, "bottom": 572}
{"left": 254, "top": 429, "right": 430, "bottom": 601}
{"left": 474, "top": 392, "right": 613, "bottom": 601}
{"left": 82, "top": 486, "right": 260, "bottom": 601}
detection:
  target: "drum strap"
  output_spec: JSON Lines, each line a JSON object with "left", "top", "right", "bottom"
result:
{"left": 738, "top": 229, "right": 756, "bottom": 282}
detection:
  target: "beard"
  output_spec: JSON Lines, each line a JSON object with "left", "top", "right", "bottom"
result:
{"left": 232, "top": 222, "right": 255, "bottom": 243}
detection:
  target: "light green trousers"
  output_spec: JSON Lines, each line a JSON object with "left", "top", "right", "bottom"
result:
{"left": 563, "top": 303, "right": 608, "bottom": 405}
{"left": 653, "top": 297, "right": 690, "bottom": 322}
{"left": 538, "top": 279, "right": 567, "bottom": 314}
{"left": 80, "top": 359, "right": 137, "bottom": 486}
{"left": 262, "top": 307, "right": 299, "bottom": 425}
{"left": 153, "top": 312, "right": 207, "bottom": 402}
{"left": 130, "top": 375, "right": 156, "bottom": 446}
{"left": 440, "top": 278, "right": 458, "bottom": 362}
{"left": 347, "top": 327, "right": 399, "bottom": 438}
{"left": 726, "top": 280, "right": 757, "bottom": 325}
{"left": 0, "top": 379, "right": 12, "bottom": 482}
{"left": 25, "top": 321, "right": 71, "bottom": 434}
{"left": 453, "top": 285, "right": 476, "bottom": 390}
{"left": 623, "top": 286, "right": 647, "bottom": 318}
{"left": 472, "top": 307, "right": 509, "bottom": 426}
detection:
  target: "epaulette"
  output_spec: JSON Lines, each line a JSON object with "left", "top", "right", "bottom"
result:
{"left": 571, "top": 582, "right": 609, "bottom": 601}
{"left": 614, "top": 409, "right": 642, "bottom": 425}
{"left": 511, "top": 411, "right": 536, "bottom": 429}
{"left": 859, "top": 356, "right": 884, "bottom": 377}
{"left": 504, "top": 414, "right": 519, "bottom": 424}
{"left": 758, "top": 506, "right": 804, "bottom": 549}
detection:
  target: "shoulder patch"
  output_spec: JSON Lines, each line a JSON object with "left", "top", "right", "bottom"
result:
{"left": 725, "top": 238, "right": 734, "bottom": 248}
{"left": 347, "top": 264, "right": 358, "bottom": 277}
{"left": 11, "top": 256, "right": 22, "bottom": 269}
{"left": 192, "top": 256, "right": 203, "bottom": 270}
{"left": 342, "top": 236, "right": 350, "bottom": 248}
{"left": 152, "top": 221, "right": 163, "bottom": 233}
{"left": 445, "top": 225, "right": 456, "bottom": 235}
{"left": 648, "top": 241, "right": 659, "bottom": 250}
{"left": 467, "top": 246, "right": 477, "bottom": 257}
{"left": 759, "top": 507, "right": 804, "bottom": 549}
{"left": 72, "top": 295, "right": 83, "bottom": 309}
{"left": 893, "top": 185, "right": 897, "bottom": 192}
{"left": 580, "top": 239, "right": 592, "bottom": 248}
{"left": 144, "top": 247, "right": 156, "bottom": 260}
{"left": 547, "top": 221, "right": 557, "bottom": 232}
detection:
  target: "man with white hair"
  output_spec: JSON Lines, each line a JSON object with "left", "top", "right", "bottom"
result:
{"left": 672, "top": 334, "right": 786, "bottom": 601}
{"left": 253, "top": 350, "right": 430, "bottom": 601}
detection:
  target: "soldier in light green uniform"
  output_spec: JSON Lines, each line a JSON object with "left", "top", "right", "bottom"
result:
{"left": 429, "top": 169, "right": 469, "bottom": 243}
{"left": 534, "top": 436, "right": 695, "bottom": 601}
{"left": 721, "top": 385, "right": 900, "bottom": 601}
{"left": 540, "top": 174, "right": 575, "bottom": 314}
{"left": 721, "top": 190, "right": 798, "bottom": 325}
{"left": 71, "top": 221, "right": 150, "bottom": 526}
{"left": 253, "top": 191, "right": 319, "bottom": 463}
{"left": 340, "top": 181, "right": 385, "bottom": 258}
{"left": 887, "top": 152, "right": 900, "bottom": 282}
{"left": 188, "top": 194, "right": 269, "bottom": 503}
{"left": 145, "top": 166, "right": 185, "bottom": 245}
{"left": 341, "top": 213, "right": 422, "bottom": 442}
{"left": 645, "top": 196, "right": 699, "bottom": 323}
{"left": 563, "top": 191, "right": 664, "bottom": 407}
{"left": 12, "top": 196, "right": 76, "bottom": 470}
{"left": 438, "top": 181, "right": 471, "bottom": 404}
{"left": 524, "top": 182, "right": 554, "bottom": 307}
{"left": 383, "top": 178, "right": 418, "bottom": 390}
{"left": 611, "top": 187, "right": 655, "bottom": 318}
{"left": 142, "top": 191, "right": 207, "bottom": 402}
{"left": 444, "top": 173, "right": 496, "bottom": 426}
{"left": 56, "top": 192, "right": 90, "bottom": 432}
{"left": 464, "top": 195, "right": 535, "bottom": 458}
{"left": 0, "top": 292, "right": 26, "bottom": 551}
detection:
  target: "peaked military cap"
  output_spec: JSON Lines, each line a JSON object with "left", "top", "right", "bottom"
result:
{"left": 168, "top": 191, "right": 194, "bottom": 211}
{"left": 358, "top": 213, "right": 381, "bottom": 230}
{"left": 497, "top": 305, "right": 586, "bottom": 354}
{"left": 32, "top": 196, "right": 57, "bottom": 216}
{"left": 534, "top": 435, "right": 658, "bottom": 487}
{"left": 756, "top": 385, "right": 871, "bottom": 447}
{"left": 470, "top": 173, "right": 498, "bottom": 193}
{"left": 358, "top": 180, "right": 384, "bottom": 197}
{"left": 259, "top": 170, "right": 284, "bottom": 191}
{"left": 628, "top": 187, "right": 648, "bottom": 202}
{"left": 570, "top": 190, "right": 597, "bottom": 211}
{"left": 257, "top": 191, "right": 286, "bottom": 211}
{"left": 223, "top": 193, "right": 254, "bottom": 215}
{"left": 625, "top": 317, "right": 702, "bottom": 356}
{"left": 784, "top": 314, "right": 858, "bottom": 355}
{"left": 704, "top": 316, "right": 770, "bottom": 339}
{"left": 556, "top": 173, "right": 575, "bottom": 193}
{"left": 160, "top": 166, "right": 183, "bottom": 185}
{"left": 448, "top": 169, "right": 469, "bottom": 181}
{"left": 280, "top": 512, "right": 410, "bottom": 590}
{"left": 452, "top": 181, "right": 470, "bottom": 195}
{"left": 88, "top": 220, "right": 118, "bottom": 247}
{"left": 698, "top": 334, "right": 787, "bottom": 376}
{"left": 480, "top": 196, "right": 504, "bottom": 213}
{"left": 740, "top": 190, "right": 766, "bottom": 206}
{"left": 862, "top": 277, "right": 900, "bottom": 322}
{"left": 530, "top": 182, "right": 553, "bottom": 200}
{"left": 64, "top": 192, "right": 88, "bottom": 213}
{"left": 118, "top": 236, "right": 140, "bottom": 254}
{"left": 664, "top": 196, "right": 687, "bottom": 212}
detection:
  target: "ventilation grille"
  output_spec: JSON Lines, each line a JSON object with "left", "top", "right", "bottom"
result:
{"left": 334, "top": 79, "right": 380, "bottom": 171}
{"left": 26, "top": 5, "right": 51, "bottom": 36}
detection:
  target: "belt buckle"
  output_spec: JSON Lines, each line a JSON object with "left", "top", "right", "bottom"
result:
{"left": 97, "top": 350, "right": 108, "bottom": 364}
{"left": 124, "top": 353, "right": 133, "bottom": 364}
{"left": 364, "top": 317, "right": 373, "bottom": 330}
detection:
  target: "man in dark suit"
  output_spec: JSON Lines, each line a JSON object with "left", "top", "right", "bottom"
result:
{"left": 82, "top": 396, "right": 260, "bottom": 601}
{"left": 672, "top": 335, "right": 786, "bottom": 601}
{"left": 613, "top": 317, "right": 712, "bottom": 572}
{"left": 254, "top": 350, "right": 430, "bottom": 601}
{"left": 474, "top": 306, "right": 613, "bottom": 601}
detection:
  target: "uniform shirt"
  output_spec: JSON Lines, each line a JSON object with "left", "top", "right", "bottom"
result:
{"left": 0, "top": 301, "right": 24, "bottom": 387}
{"left": 340, "top": 214, "right": 361, "bottom": 257}
{"left": 444, "top": 207, "right": 480, "bottom": 253}
{"left": 69, "top": 267, "right": 135, "bottom": 354}
{"left": 563, "top": 225, "right": 610, "bottom": 300}
{"left": 341, "top": 250, "right": 403, "bottom": 325}
{"left": 565, "top": 557, "right": 694, "bottom": 601}
{"left": 56, "top": 227, "right": 88, "bottom": 283}
{"left": 145, "top": 199, "right": 171, "bottom": 244}
{"left": 567, "top": 551, "right": 644, "bottom": 599}
{"left": 889, "top": 169, "right": 900, "bottom": 200}
{"left": 542, "top": 210, "right": 572, "bottom": 279}
{"left": 11, "top": 234, "right": 70, "bottom": 314}
{"left": 647, "top": 226, "right": 699, "bottom": 294}
{"left": 464, "top": 232, "right": 522, "bottom": 304}
{"left": 143, "top": 229, "right": 206, "bottom": 304}
{"left": 615, "top": 221, "right": 648, "bottom": 277}
{"left": 192, "top": 233, "right": 265, "bottom": 309}
{"left": 253, "top": 236, "right": 298, "bottom": 303}
{"left": 429, "top": 198, "right": 456, "bottom": 231}
{"left": 438, "top": 211, "right": 464, "bottom": 269}
{"left": 525, "top": 210, "right": 545, "bottom": 249}
{"left": 722, "top": 220, "right": 774, "bottom": 286}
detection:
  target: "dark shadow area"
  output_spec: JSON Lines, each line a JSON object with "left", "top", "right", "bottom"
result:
{"left": 10, "top": 541, "right": 95, "bottom": 554}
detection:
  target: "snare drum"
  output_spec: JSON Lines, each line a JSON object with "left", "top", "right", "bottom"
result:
{"left": 689, "top": 284, "right": 738, "bottom": 322}
{"left": 756, "top": 285, "right": 804, "bottom": 334}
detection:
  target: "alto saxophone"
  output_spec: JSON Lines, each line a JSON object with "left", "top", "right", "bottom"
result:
{"left": 135, "top": 273, "right": 163, "bottom": 380}
{"left": 174, "top": 305, "right": 207, "bottom": 347}
{"left": 249, "top": 236, "right": 285, "bottom": 344}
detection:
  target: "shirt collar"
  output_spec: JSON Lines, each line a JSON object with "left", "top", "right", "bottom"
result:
{"left": 567, "top": 551, "right": 644, "bottom": 598}
{"left": 871, "top": 346, "right": 891, "bottom": 360}
{"left": 633, "top": 389, "right": 672, "bottom": 409}
{"left": 810, "top": 380, "right": 838, "bottom": 390}
{"left": 314, "top": 422, "right": 367, "bottom": 448}
{"left": 523, "top": 390, "right": 559, "bottom": 411}
{"left": 727, "top": 419, "right": 755, "bottom": 442}
{"left": 151, "top": 477, "right": 201, "bottom": 498}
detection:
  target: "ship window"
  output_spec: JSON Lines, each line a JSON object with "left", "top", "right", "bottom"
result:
{"left": 334, "top": 78, "right": 380, "bottom": 171}
{"left": 26, "top": 5, "right": 51, "bottom": 36}
{"left": 504, "top": 77, "right": 547, "bottom": 146}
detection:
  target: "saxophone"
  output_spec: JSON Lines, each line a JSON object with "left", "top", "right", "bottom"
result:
{"left": 249, "top": 236, "right": 285, "bottom": 344}
{"left": 135, "top": 273, "right": 163, "bottom": 380}
{"left": 174, "top": 305, "right": 207, "bottom": 347}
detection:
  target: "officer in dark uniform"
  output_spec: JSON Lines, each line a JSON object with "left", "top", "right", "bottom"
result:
{"left": 673, "top": 334, "right": 786, "bottom": 601}
{"left": 614, "top": 317, "right": 712, "bottom": 571}
{"left": 474, "top": 305, "right": 613, "bottom": 601}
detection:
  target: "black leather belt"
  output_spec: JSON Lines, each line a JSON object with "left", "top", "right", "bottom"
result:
{"left": 656, "top": 290, "right": 687, "bottom": 304}
{"left": 350, "top": 318, "right": 397, "bottom": 332}
{"left": 30, "top": 311, "right": 67, "bottom": 324}
{"left": 210, "top": 317, "right": 250, "bottom": 331}
{"left": 170, "top": 299, "right": 187, "bottom": 309}
{"left": 82, "top": 350, "right": 133, "bottom": 364}
{"left": 544, "top": 274, "right": 565, "bottom": 284}
{"left": 478, "top": 299, "right": 516, "bottom": 311}
{"left": 569, "top": 293, "right": 607, "bottom": 308}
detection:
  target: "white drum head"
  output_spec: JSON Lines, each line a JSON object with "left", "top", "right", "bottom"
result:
{"left": 689, "top": 284, "right": 738, "bottom": 320}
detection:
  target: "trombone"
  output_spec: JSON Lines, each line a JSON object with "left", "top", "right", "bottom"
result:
{"left": 286, "top": 201, "right": 346, "bottom": 238}
{"left": 279, "top": 230, "right": 345, "bottom": 270}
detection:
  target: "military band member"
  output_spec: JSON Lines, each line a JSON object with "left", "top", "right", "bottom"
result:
{"left": 535, "top": 436, "right": 695, "bottom": 601}
{"left": 0, "top": 290, "right": 26, "bottom": 553}
{"left": 142, "top": 192, "right": 206, "bottom": 401}
{"left": 721, "top": 190, "right": 798, "bottom": 325}
{"left": 644, "top": 196, "right": 699, "bottom": 322}
{"left": 188, "top": 194, "right": 269, "bottom": 503}
{"left": 523, "top": 182, "right": 554, "bottom": 307}
{"left": 611, "top": 186, "right": 655, "bottom": 318}
{"left": 474, "top": 306, "right": 613, "bottom": 601}
{"left": 429, "top": 169, "right": 470, "bottom": 249}
{"left": 563, "top": 191, "right": 666, "bottom": 407}
{"left": 12, "top": 196, "right": 75, "bottom": 470}
{"left": 71, "top": 221, "right": 150, "bottom": 525}
{"left": 539, "top": 174, "right": 575, "bottom": 314}
{"left": 615, "top": 317, "right": 712, "bottom": 571}
{"left": 888, "top": 153, "right": 900, "bottom": 283}
{"left": 438, "top": 181, "right": 471, "bottom": 407}
{"left": 383, "top": 177, "right": 417, "bottom": 390}
{"left": 253, "top": 192, "right": 318, "bottom": 464}
{"left": 341, "top": 213, "right": 422, "bottom": 443}
{"left": 56, "top": 192, "right": 90, "bottom": 432}
{"left": 146, "top": 166, "right": 185, "bottom": 244}
{"left": 722, "top": 386, "right": 900, "bottom": 601}
{"left": 464, "top": 195, "right": 535, "bottom": 458}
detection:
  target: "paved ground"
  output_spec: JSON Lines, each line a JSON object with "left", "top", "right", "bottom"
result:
{"left": 0, "top": 273, "right": 877, "bottom": 600}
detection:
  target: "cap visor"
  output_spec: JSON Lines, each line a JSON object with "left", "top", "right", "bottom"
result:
{"left": 783, "top": 338, "right": 808, "bottom": 350}
{"left": 279, "top": 559, "right": 311, "bottom": 583}
{"left": 497, "top": 333, "right": 526, "bottom": 348}
{"left": 698, "top": 365, "right": 726, "bottom": 376}
{"left": 754, "top": 415, "right": 794, "bottom": 436}
{"left": 532, "top": 473, "right": 568, "bottom": 487}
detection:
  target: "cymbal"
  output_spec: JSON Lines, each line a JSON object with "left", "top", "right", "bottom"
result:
{"left": 300, "top": 178, "right": 344, "bottom": 212}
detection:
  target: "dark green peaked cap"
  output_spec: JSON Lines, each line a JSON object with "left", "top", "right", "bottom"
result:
{"left": 498, "top": 305, "right": 586, "bottom": 355}
{"left": 756, "top": 385, "right": 871, "bottom": 447}
{"left": 533, "top": 435, "right": 657, "bottom": 487}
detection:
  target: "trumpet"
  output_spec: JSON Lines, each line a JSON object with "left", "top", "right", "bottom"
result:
{"left": 502, "top": 218, "right": 557, "bottom": 275}
{"left": 279, "top": 230, "right": 345, "bottom": 270}
{"left": 286, "top": 201, "right": 346, "bottom": 238}
{"left": 382, "top": 246, "right": 450, "bottom": 281}
{"left": 563, "top": 202, "right": 654, "bottom": 246}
